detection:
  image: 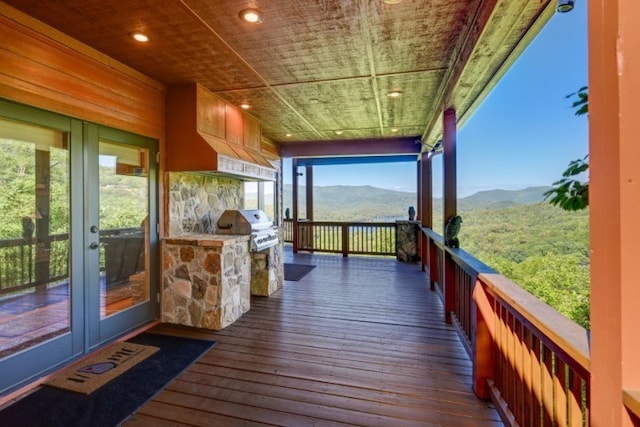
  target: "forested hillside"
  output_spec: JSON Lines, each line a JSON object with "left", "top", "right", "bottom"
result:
{"left": 284, "top": 184, "right": 590, "bottom": 328}
{"left": 458, "top": 203, "right": 589, "bottom": 328}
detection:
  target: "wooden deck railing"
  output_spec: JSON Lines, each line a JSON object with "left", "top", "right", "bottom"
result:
{"left": 0, "top": 233, "right": 69, "bottom": 294}
{"left": 623, "top": 390, "right": 640, "bottom": 422}
{"left": 422, "top": 227, "right": 591, "bottom": 426}
{"left": 0, "top": 227, "right": 142, "bottom": 295}
{"left": 283, "top": 219, "right": 396, "bottom": 257}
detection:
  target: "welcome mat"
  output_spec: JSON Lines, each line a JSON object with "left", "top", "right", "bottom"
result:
{"left": 44, "top": 342, "right": 159, "bottom": 394}
{"left": 0, "top": 332, "right": 216, "bottom": 427}
{"left": 284, "top": 263, "right": 316, "bottom": 281}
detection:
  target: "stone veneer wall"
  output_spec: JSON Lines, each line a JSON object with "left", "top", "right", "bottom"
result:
{"left": 162, "top": 237, "right": 250, "bottom": 330}
{"left": 168, "top": 172, "right": 243, "bottom": 236}
{"left": 397, "top": 220, "right": 420, "bottom": 262}
{"left": 250, "top": 229, "right": 285, "bottom": 296}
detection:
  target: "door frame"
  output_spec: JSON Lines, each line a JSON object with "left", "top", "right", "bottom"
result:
{"left": 0, "top": 99, "right": 84, "bottom": 393}
{"left": 85, "top": 123, "right": 159, "bottom": 349}
{"left": 0, "top": 99, "right": 159, "bottom": 394}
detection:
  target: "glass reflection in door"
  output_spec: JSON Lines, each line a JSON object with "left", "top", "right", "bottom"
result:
{"left": 0, "top": 118, "right": 70, "bottom": 358}
{"left": 98, "top": 140, "right": 149, "bottom": 318}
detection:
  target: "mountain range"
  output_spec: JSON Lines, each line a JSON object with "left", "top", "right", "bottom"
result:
{"left": 283, "top": 185, "right": 552, "bottom": 222}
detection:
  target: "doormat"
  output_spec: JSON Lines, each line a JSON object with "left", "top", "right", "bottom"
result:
{"left": 284, "top": 263, "right": 316, "bottom": 281}
{"left": 44, "top": 342, "right": 159, "bottom": 394}
{"left": 0, "top": 332, "right": 216, "bottom": 427}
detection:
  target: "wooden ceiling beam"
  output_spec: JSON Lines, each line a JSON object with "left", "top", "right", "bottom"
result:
{"left": 280, "top": 137, "right": 421, "bottom": 158}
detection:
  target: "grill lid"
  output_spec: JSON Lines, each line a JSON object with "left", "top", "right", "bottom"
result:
{"left": 217, "top": 209, "right": 273, "bottom": 235}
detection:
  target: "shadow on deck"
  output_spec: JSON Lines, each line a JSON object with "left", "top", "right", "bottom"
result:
{"left": 127, "top": 249, "right": 502, "bottom": 426}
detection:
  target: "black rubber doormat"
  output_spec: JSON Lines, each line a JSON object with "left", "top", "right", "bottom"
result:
{"left": 0, "top": 332, "right": 216, "bottom": 427}
{"left": 284, "top": 263, "right": 316, "bottom": 281}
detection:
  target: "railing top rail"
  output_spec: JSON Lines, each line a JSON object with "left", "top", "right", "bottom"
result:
{"left": 291, "top": 220, "right": 396, "bottom": 226}
{"left": 623, "top": 389, "right": 640, "bottom": 419}
{"left": 422, "top": 227, "right": 495, "bottom": 275}
{"left": 479, "top": 272, "right": 591, "bottom": 373}
{"left": 422, "top": 226, "right": 444, "bottom": 245}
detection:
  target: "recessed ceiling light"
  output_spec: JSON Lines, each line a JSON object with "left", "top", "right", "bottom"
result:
{"left": 130, "top": 32, "right": 150, "bottom": 43}
{"left": 387, "top": 90, "right": 402, "bottom": 98}
{"left": 239, "top": 8, "right": 265, "bottom": 24}
{"left": 391, "top": 128, "right": 399, "bottom": 132}
{"left": 382, "top": 0, "right": 404, "bottom": 4}
{"left": 285, "top": 133, "right": 292, "bottom": 137}
{"left": 308, "top": 98, "right": 320, "bottom": 104}
{"left": 335, "top": 131, "right": 343, "bottom": 135}
{"left": 240, "top": 103, "right": 251, "bottom": 110}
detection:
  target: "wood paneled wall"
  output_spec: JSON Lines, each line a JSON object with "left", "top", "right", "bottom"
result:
{"left": 0, "top": 3, "right": 166, "bottom": 139}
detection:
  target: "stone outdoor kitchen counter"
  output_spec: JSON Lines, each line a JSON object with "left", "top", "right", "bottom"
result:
{"left": 161, "top": 233, "right": 251, "bottom": 330}
{"left": 163, "top": 233, "right": 250, "bottom": 247}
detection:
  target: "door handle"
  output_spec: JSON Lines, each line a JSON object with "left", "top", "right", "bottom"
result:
{"left": 89, "top": 242, "right": 99, "bottom": 250}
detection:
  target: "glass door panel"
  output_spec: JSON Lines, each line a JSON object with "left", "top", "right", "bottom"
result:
{"left": 0, "top": 117, "right": 71, "bottom": 359}
{"left": 98, "top": 140, "right": 149, "bottom": 319}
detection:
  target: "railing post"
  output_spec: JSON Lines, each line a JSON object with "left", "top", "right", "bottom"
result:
{"left": 292, "top": 158, "right": 299, "bottom": 253}
{"left": 342, "top": 223, "right": 348, "bottom": 257}
{"left": 427, "top": 239, "right": 437, "bottom": 290}
{"left": 472, "top": 280, "right": 495, "bottom": 399}
{"left": 443, "top": 252, "right": 456, "bottom": 323}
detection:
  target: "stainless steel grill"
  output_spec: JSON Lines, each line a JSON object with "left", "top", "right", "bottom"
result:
{"left": 216, "top": 209, "right": 279, "bottom": 251}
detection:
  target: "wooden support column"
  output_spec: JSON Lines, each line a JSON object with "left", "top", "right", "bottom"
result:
{"left": 35, "top": 149, "right": 51, "bottom": 288}
{"left": 420, "top": 153, "right": 432, "bottom": 274}
{"left": 292, "top": 158, "right": 299, "bottom": 253}
{"left": 416, "top": 160, "right": 422, "bottom": 221}
{"left": 590, "top": 0, "right": 640, "bottom": 424}
{"left": 305, "top": 165, "right": 313, "bottom": 222}
{"left": 443, "top": 108, "right": 457, "bottom": 228}
{"left": 442, "top": 108, "right": 457, "bottom": 323}
{"left": 305, "top": 165, "right": 314, "bottom": 253}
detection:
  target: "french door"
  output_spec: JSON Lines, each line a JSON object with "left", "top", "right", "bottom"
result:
{"left": 0, "top": 100, "right": 158, "bottom": 394}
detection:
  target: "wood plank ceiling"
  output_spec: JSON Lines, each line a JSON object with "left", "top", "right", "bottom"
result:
{"left": 3, "top": 0, "right": 554, "bottom": 153}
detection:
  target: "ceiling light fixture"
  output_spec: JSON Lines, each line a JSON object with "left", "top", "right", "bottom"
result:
{"left": 387, "top": 90, "right": 402, "bottom": 98}
{"left": 556, "top": 0, "right": 574, "bottom": 12}
{"left": 240, "top": 102, "right": 251, "bottom": 110}
{"left": 335, "top": 131, "right": 343, "bottom": 135}
{"left": 382, "top": 0, "right": 404, "bottom": 4}
{"left": 130, "top": 32, "right": 150, "bottom": 43}
{"left": 239, "top": 8, "right": 265, "bottom": 24}
{"left": 391, "top": 128, "right": 399, "bottom": 132}
{"left": 285, "top": 133, "right": 292, "bottom": 137}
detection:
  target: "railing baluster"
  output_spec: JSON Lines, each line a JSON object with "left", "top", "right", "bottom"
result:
{"left": 532, "top": 335, "right": 543, "bottom": 426}
{"left": 555, "top": 358, "right": 569, "bottom": 426}
{"left": 542, "top": 345, "right": 554, "bottom": 426}
{"left": 514, "top": 318, "right": 524, "bottom": 424}
{"left": 567, "top": 370, "right": 584, "bottom": 427}
{"left": 522, "top": 327, "right": 533, "bottom": 426}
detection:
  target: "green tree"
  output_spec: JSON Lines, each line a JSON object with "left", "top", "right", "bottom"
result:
{"left": 544, "top": 86, "right": 589, "bottom": 211}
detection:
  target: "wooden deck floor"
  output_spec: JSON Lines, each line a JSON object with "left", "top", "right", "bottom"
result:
{"left": 126, "top": 250, "right": 502, "bottom": 426}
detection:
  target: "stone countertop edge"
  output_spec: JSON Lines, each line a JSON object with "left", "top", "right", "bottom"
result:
{"left": 163, "top": 234, "right": 250, "bottom": 247}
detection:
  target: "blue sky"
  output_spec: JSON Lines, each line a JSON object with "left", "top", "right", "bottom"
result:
{"left": 284, "top": 2, "right": 588, "bottom": 198}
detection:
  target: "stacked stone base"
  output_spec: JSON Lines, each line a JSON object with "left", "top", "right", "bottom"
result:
{"left": 162, "top": 235, "right": 250, "bottom": 330}
{"left": 397, "top": 220, "right": 421, "bottom": 263}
